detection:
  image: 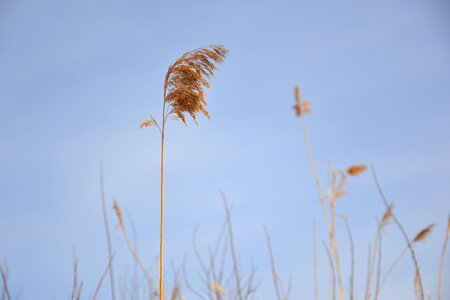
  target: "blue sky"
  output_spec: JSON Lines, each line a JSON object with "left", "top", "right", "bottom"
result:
{"left": 0, "top": 0, "right": 449, "bottom": 299}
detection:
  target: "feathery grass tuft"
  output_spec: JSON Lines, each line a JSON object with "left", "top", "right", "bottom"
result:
{"left": 163, "top": 45, "right": 228, "bottom": 124}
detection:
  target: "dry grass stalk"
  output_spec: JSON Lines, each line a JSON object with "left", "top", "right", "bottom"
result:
{"left": 182, "top": 256, "right": 207, "bottom": 300}
{"left": 364, "top": 246, "right": 373, "bottom": 300}
{"left": 373, "top": 229, "right": 383, "bottom": 300}
{"left": 337, "top": 216, "right": 355, "bottom": 300}
{"left": 372, "top": 205, "right": 396, "bottom": 300}
{"left": 293, "top": 85, "right": 329, "bottom": 225}
{"left": 220, "top": 192, "right": 243, "bottom": 300}
{"left": 0, "top": 264, "right": 11, "bottom": 300}
{"left": 264, "top": 226, "right": 290, "bottom": 300}
{"left": 313, "top": 219, "right": 319, "bottom": 300}
{"left": 414, "top": 271, "right": 421, "bottom": 300}
{"left": 323, "top": 242, "right": 336, "bottom": 300}
{"left": 71, "top": 254, "right": 83, "bottom": 300}
{"left": 378, "top": 223, "right": 434, "bottom": 294}
{"left": 295, "top": 86, "right": 369, "bottom": 300}
{"left": 184, "top": 215, "right": 233, "bottom": 300}
{"left": 92, "top": 253, "right": 116, "bottom": 300}
{"left": 99, "top": 162, "right": 117, "bottom": 300}
{"left": 113, "top": 199, "right": 156, "bottom": 295}
{"left": 141, "top": 44, "right": 227, "bottom": 300}
{"left": 437, "top": 215, "right": 450, "bottom": 300}
{"left": 371, "top": 166, "right": 425, "bottom": 300}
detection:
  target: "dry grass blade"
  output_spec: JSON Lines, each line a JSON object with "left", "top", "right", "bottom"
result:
{"left": 263, "top": 226, "right": 282, "bottom": 300}
{"left": 113, "top": 199, "right": 155, "bottom": 293}
{"left": 92, "top": 253, "right": 116, "bottom": 300}
{"left": 339, "top": 216, "right": 355, "bottom": 300}
{"left": 181, "top": 255, "right": 208, "bottom": 300}
{"left": 437, "top": 215, "right": 450, "bottom": 300}
{"left": 0, "top": 264, "right": 11, "bottom": 300}
{"left": 99, "top": 162, "right": 116, "bottom": 300}
{"left": 323, "top": 242, "right": 336, "bottom": 300}
{"left": 413, "top": 224, "right": 435, "bottom": 243}
{"left": 71, "top": 254, "right": 83, "bottom": 300}
{"left": 371, "top": 165, "right": 424, "bottom": 300}
{"left": 414, "top": 271, "right": 421, "bottom": 300}
{"left": 164, "top": 45, "right": 228, "bottom": 124}
{"left": 313, "top": 220, "right": 319, "bottom": 300}
{"left": 220, "top": 192, "right": 243, "bottom": 300}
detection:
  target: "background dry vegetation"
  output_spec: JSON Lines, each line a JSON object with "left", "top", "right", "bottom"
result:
{"left": 0, "top": 1, "right": 449, "bottom": 300}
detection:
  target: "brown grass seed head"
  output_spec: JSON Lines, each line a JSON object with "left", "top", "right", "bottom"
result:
{"left": 346, "top": 164, "right": 368, "bottom": 176}
{"left": 163, "top": 45, "right": 228, "bottom": 124}
{"left": 413, "top": 224, "right": 435, "bottom": 243}
{"left": 293, "top": 85, "right": 312, "bottom": 116}
{"left": 140, "top": 120, "right": 153, "bottom": 128}
{"left": 380, "top": 204, "right": 394, "bottom": 228}
{"left": 113, "top": 200, "right": 123, "bottom": 225}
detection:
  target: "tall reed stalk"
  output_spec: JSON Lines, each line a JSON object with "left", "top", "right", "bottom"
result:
{"left": 141, "top": 45, "right": 227, "bottom": 300}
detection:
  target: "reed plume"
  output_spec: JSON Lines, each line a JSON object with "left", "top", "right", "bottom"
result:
{"left": 141, "top": 44, "right": 227, "bottom": 300}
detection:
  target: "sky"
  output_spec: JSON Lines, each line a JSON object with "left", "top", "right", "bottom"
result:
{"left": 0, "top": 0, "right": 449, "bottom": 299}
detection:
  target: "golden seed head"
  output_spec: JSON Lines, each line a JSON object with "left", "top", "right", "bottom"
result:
{"left": 212, "top": 282, "right": 225, "bottom": 296}
{"left": 293, "top": 85, "right": 312, "bottom": 116}
{"left": 413, "top": 224, "right": 435, "bottom": 243}
{"left": 140, "top": 120, "right": 153, "bottom": 129}
{"left": 346, "top": 164, "right": 368, "bottom": 176}
{"left": 164, "top": 45, "right": 228, "bottom": 124}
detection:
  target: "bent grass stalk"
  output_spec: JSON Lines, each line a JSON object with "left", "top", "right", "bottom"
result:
{"left": 0, "top": 264, "right": 11, "bottom": 300}
{"left": 294, "top": 85, "right": 367, "bottom": 300}
{"left": 141, "top": 45, "right": 227, "bottom": 300}
{"left": 113, "top": 199, "right": 156, "bottom": 294}
{"left": 437, "top": 216, "right": 450, "bottom": 300}
{"left": 371, "top": 165, "right": 425, "bottom": 300}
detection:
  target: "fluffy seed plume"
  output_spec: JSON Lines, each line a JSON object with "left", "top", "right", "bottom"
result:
{"left": 413, "top": 224, "right": 435, "bottom": 243}
{"left": 163, "top": 45, "right": 228, "bottom": 124}
{"left": 347, "top": 164, "right": 368, "bottom": 176}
